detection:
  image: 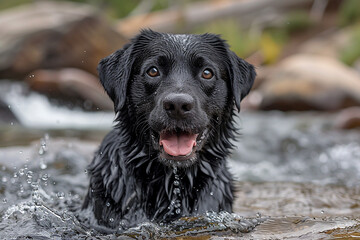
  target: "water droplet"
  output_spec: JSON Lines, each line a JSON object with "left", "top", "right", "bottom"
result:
{"left": 26, "top": 171, "right": 33, "bottom": 178}
{"left": 1, "top": 176, "right": 7, "bottom": 183}
{"left": 40, "top": 161, "right": 47, "bottom": 170}
{"left": 106, "top": 202, "right": 110, "bottom": 207}
{"left": 173, "top": 167, "right": 178, "bottom": 174}
{"left": 175, "top": 208, "right": 181, "bottom": 214}
{"left": 8, "top": 105, "right": 11, "bottom": 109}
{"left": 57, "top": 192, "right": 65, "bottom": 199}
{"left": 62, "top": 211, "right": 72, "bottom": 221}
{"left": 84, "top": 169, "right": 88, "bottom": 175}
{"left": 19, "top": 169, "right": 25, "bottom": 176}
{"left": 39, "top": 148, "right": 45, "bottom": 155}
{"left": 41, "top": 174, "right": 49, "bottom": 181}
{"left": 10, "top": 122, "right": 14, "bottom": 126}
{"left": 109, "top": 218, "right": 114, "bottom": 223}
{"left": 173, "top": 180, "right": 180, "bottom": 186}
{"left": 2, "top": 198, "right": 7, "bottom": 204}
{"left": 321, "top": 210, "right": 325, "bottom": 214}
{"left": 19, "top": 151, "right": 23, "bottom": 154}
{"left": 256, "top": 212, "right": 262, "bottom": 218}
{"left": 173, "top": 188, "right": 180, "bottom": 194}
{"left": 31, "top": 182, "right": 39, "bottom": 190}
{"left": 210, "top": 192, "right": 214, "bottom": 196}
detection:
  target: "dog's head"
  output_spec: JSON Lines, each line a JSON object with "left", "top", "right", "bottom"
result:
{"left": 98, "top": 30, "right": 255, "bottom": 167}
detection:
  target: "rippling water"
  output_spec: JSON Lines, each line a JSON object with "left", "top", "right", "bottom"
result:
{"left": 230, "top": 111, "right": 360, "bottom": 187}
{"left": 0, "top": 82, "right": 359, "bottom": 239}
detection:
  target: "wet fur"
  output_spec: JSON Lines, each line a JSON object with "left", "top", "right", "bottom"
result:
{"left": 83, "top": 30, "right": 255, "bottom": 230}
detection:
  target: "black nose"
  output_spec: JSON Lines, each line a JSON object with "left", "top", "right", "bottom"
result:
{"left": 163, "top": 93, "right": 195, "bottom": 119}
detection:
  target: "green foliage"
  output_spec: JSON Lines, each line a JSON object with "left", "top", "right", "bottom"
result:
{"left": 284, "top": 10, "right": 313, "bottom": 34}
{"left": 0, "top": 0, "right": 31, "bottom": 11}
{"left": 259, "top": 27, "right": 288, "bottom": 64}
{"left": 152, "top": 0, "right": 170, "bottom": 12}
{"left": 338, "top": 0, "right": 360, "bottom": 26}
{"left": 0, "top": 0, "right": 173, "bottom": 19}
{"left": 340, "top": 25, "right": 360, "bottom": 66}
{"left": 194, "top": 19, "right": 259, "bottom": 58}
{"left": 259, "top": 10, "right": 313, "bottom": 64}
{"left": 64, "top": 0, "right": 141, "bottom": 18}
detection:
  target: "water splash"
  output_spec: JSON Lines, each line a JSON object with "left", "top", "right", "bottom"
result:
{"left": 169, "top": 167, "right": 182, "bottom": 216}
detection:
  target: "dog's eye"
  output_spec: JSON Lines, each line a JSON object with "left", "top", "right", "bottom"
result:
{"left": 202, "top": 69, "right": 214, "bottom": 79}
{"left": 147, "top": 67, "right": 160, "bottom": 77}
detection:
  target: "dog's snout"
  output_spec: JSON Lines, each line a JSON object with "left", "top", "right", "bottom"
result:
{"left": 163, "top": 93, "right": 194, "bottom": 118}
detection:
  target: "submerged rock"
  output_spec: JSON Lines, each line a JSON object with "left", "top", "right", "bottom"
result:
{"left": 254, "top": 54, "right": 360, "bottom": 111}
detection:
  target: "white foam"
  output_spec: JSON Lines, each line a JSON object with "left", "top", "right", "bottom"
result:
{"left": 2, "top": 82, "right": 114, "bottom": 129}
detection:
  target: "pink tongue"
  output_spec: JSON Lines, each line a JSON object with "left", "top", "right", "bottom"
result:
{"left": 160, "top": 132, "right": 198, "bottom": 157}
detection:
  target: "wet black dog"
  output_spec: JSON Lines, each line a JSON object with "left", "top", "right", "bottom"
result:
{"left": 83, "top": 30, "right": 255, "bottom": 230}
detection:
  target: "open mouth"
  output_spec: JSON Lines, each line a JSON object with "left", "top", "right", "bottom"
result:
{"left": 152, "top": 128, "right": 208, "bottom": 162}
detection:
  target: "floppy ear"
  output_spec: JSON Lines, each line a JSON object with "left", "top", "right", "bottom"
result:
{"left": 97, "top": 44, "right": 133, "bottom": 111}
{"left": 227, "top": 51, "right": 256, "bottom": 112}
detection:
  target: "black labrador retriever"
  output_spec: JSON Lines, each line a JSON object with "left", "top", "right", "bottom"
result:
{"left": 83, "top": 30, "right": 255, "bottom": 229}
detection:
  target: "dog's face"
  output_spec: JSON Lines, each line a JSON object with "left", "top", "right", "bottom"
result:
{"left": 98, "top": 30, "right": 255, "bottom": 168}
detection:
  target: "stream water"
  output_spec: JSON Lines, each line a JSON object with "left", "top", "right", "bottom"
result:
{"left": 0, "top": 82, "right": 359, "bottom": 239}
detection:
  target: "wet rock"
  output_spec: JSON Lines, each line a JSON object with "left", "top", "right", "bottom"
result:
{"left": 0, "top": 1, "right": 128, "bottom": 79}
{"left": 26, "top": 68, "right": 113, "bottom": 111}
{"left": 334, "top": 107, "right": 360, "bottom": 129}
{"left": 255, "top": 54, "right": 360, "bottom": 111}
